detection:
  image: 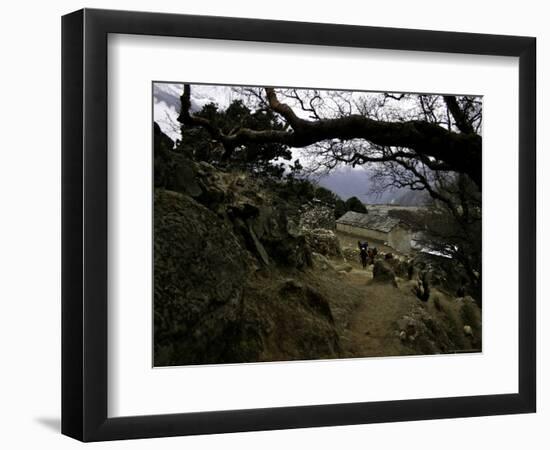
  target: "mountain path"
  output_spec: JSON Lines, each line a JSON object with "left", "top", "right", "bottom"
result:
{"left": 332, "top": 257, "right": 413, "bottom": 358}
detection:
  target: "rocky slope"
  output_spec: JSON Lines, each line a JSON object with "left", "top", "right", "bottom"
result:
{"left": 154, "top": 134, "right": 340, "bottom": 365}
{"left": 153, "top": 127, "right": 481, "bottom": 366}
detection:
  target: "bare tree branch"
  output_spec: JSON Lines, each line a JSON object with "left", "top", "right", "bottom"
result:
{"left": 179, "top": 85, "right": 482, "bottom": 187}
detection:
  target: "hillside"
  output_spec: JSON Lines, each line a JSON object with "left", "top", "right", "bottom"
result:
{"left": 153, "top": 133, "right": 481, "bottom": 366}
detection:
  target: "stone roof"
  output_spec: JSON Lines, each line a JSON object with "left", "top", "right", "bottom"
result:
{"left": 336, "top": 211, "right": 403, "bottom": 233}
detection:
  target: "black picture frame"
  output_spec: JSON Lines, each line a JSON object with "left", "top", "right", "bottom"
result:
{"left": 61, "top": 8, "right": 536, "bottom": 442}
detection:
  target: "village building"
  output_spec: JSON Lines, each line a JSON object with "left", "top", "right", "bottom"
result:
{"left": 336, "top": 211, "right": 413, "bottom": 254}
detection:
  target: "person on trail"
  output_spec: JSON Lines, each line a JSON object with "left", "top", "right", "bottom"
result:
{"left": 358, "top": 240, "right": 369, "bottom": 269}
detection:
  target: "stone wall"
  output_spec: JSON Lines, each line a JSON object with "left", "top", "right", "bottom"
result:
{"left": 335, "top": 223, "right": 388, "bottom": 243}
{"left": 299, "top": 202, "right": 336, "bottom": 230}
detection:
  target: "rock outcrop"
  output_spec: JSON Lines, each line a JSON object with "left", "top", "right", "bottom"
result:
{"left": 152, "top": 138, "right": 342, "bottom": 366}
{"left": 395, "top": 294, "right": 482, "bottom": 354}
{"left": 154, "top": 189, "right": 258, "bottom": 366}
{"left": 154, "top": 145, "right": 312, "bottom": 270}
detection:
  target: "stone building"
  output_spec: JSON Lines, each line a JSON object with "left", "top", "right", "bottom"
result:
{"left": 336, "top": 211, "right": 412, "bottom": 254}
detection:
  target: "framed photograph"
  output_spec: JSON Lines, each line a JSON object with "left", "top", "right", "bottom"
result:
{"left": 62, "top": 8, "right": 536, "bottom": 442}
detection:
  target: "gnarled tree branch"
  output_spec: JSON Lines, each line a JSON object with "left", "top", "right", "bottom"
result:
{"left": 443, "top": 95, "right": 475, "bottom": 134}
{"left": 178, "top": 85, "right": 482, "bottom": 187}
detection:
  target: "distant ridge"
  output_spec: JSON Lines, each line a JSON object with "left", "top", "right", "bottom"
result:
{"left": 316, "top": 167, "right": 431, "bottom": 206}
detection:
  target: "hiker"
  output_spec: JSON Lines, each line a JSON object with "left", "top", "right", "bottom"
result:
{"left": 367, "top": 247, "right": 378, "bottom": 265}
{"left": 358, "top": 240, "right": 368, "bottom": 269}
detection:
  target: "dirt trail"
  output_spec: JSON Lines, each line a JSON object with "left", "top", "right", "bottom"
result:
{"left": 279, "top": 237, "right": 480, "bottom": 360}
{"left": 332, "top": 258, "right": 415, "bottom": 358}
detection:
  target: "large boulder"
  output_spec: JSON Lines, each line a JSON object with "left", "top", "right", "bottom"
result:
{"left": 154, "top": 147, "right": 205, "bottom": 199}
{"left": 372, "top": 261, "right": 397, "bottom": 287}
{"left": 385, "top": 256, "right": 412, "bottom": 278}
{"left": 154, "top": 189, "right": 259, "bottom": 366}
{"left": 278, "top": 279, "right": 335, "bottom": 324}
{"left": 270, "top": 279, "right": 340, "bottom": 358}
{"left": 246, "top": 203, "right": 312, "bottom": 269}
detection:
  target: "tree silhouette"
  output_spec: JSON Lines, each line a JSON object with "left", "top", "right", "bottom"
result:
{"left": 178, "top": 85, "right": 482, "bottom": 189}
{"left": 177, "top": 98, "right": 292, "bottom": 178}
